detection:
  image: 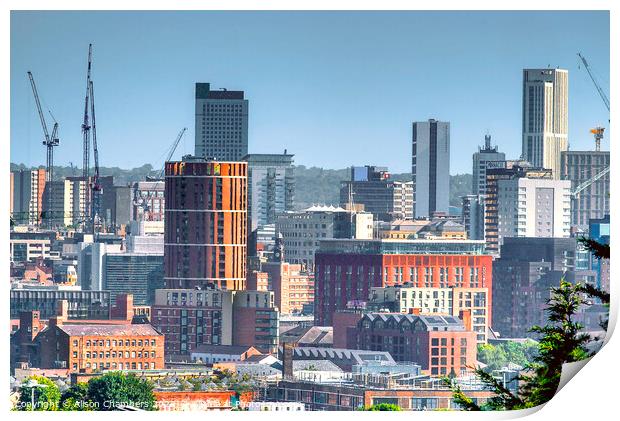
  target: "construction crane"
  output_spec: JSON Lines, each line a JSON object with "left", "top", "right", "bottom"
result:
{"left": 577, "top": 52, "right": 610, "bottom": 112}
{"left": 590, "top": 126, "right": 605, "bottom": 152}
{"left": 571, "top": 165, "right": 610, "bottom": 198}
{"left": 135, "top": 128, "right": 187, "bottom": 221}
{"left": 159, "top": 127, "right": 187, "bottom": 179}
{"left": 89, "top": 80, "right": 103, "bottom": 234}
{"left": 27, "top": 71, "right": 59, "bottom": 228}
{"left": 81, "top": 44, "right": 93, "bottom": 231}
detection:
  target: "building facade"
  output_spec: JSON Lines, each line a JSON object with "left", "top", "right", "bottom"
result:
{"left": 314, "top": 239, "right": 492, "bottom": 325}
{"left": 560, "top": 150, "right": 610, "bottom": 229}
{"left": 472, "top": 135, "right": 505, "bottom": 196}
{"left": 496, "top": 177, "right": 571, "bottom": 245}
{"left": 483, "top": 162, "right": 552, "bottom": 255}
{"left": 164, "top": 158, "right": 247, "bottom": 290}
{"left": 132, "top": 180, "right": 165, "bottom": 222}
{"left": 339, "top": 166, "right": 413, "bottom": 221}
{"left": 522, "top": 68, "right": 568, "bottom": 179}
{"left": 352, "top": 313, "right": 477, "bottom": 375}
{"left": 103, "top": 253, "right": 164, "bottom": 305}
{"left": 244, "top": 153, "right": 295, "bottom": 232}
{"left": 412, "top": 119, "right": 450, "bottom": 218}
{"left": 194, "top": 82, "right": 249, "bottom": 161}
{"left": 461, "top": 195, "right": 485, "bottom": 240}
{"left": 276, "top": 206, "right": 373, "bottom": 272}
{"left": 11, "top": 169, "right": 46, "bottom": 226}
{"left": 260, "top": 261, "right": 315, "bottom": 315}
{"left": 10, "top": 287, "right": 111, "bottom": 320}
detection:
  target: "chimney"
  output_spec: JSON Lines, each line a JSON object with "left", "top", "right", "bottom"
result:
{"left": 20, "top": 311, "right": 41, "bottom": 341}
{"left": 112, "top": 294, "right": 134, "bottom": 321}
{"left": 57, "top": 300, "right": 69, "bottom": 320}
{"left": 459, "top": 310, "right": 472, "bottom": 331}
{"left": 282, "top": 342, "right": 295, "bottom": 379}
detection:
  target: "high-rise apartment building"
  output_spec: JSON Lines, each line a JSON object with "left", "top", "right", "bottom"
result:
{"left": 522, "top": 68, "right": 568, "bottom": 179}
{"left": 11, "top": 169, "right": 46, "bottom": 226}
{"left": 339, "top": 166, "right": 413, "bottom": 221}
{"left": 244, "top": 153, "right": 295, "bottom": 232}
{"left": 412, "top": 119, "right": 450, "bottom": 217}
{"left": 164, "top": 157, "right": 247, "bottom": 290}
{"left": 472, "top": 135, "right": 505, "bottom": 196}
{"left": 461, "top": 195, "right": 485, "bottom": 241}
{"left": 43, "top": 179, "right": 73, "bottom": 227}
{"left": 484, "top": 161, "right": 552, "bottom": 255}
{"left": 194, "top": 83, "right": 249, "bottom": 161}
{"left": 560, "top": 150, "right": 610, "bottom": 229}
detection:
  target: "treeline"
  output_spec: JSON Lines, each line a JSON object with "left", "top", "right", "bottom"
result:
{"left": 10, "top": 162, "right": 472, "bottom": 208}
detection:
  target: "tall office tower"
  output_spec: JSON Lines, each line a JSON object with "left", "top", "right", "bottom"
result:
{"left": 339, "top": 165, "right": 413, "bottom": 221}
{"left": 461, "top": 194, "right": 485, "bottom": 240}
{"left": 11, "top": 169, "right": 46, "bottom": 226}
{"left": 194, "top": 82, "right": 249, "bottom": 161}
{"left": 483, "top": 161, "right": 552, "bottom": 255}
{"left": 472, "top": 134, "right": 505, "bottom": 196}
{"left": 522, "top": 68, "right": 568, "bottom": 179}
{"left": 43, "top": 179, "right": 73, "bottom": 227}
{"left": 496, "top": 177, "right": 571, "bottom": 244}
{"left": 164, "top": 157, "right": 248, "bottom": 290}
{"left": 244, "top": 153, "right": 295, "bottom": 232}
{"left": 560, "top": 150, "right": 610, "bottom": 229}
{"left": 412, "top": 119, "right": 450, "bottom": 218}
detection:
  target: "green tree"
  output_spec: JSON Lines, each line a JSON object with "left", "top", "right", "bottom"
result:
{"left": 87, "top": 372, "right": 157, "bottom": 411}
{"left": 450, "top": 280, "right": 592, "bottom": 410}
{"left": 16, "top": 375, "right": 61, "bottom": 411}
{"left": 60, "top": 382, "right": 91, "bottom": 411}
{"left": 365, "top": 403, "right": 402, "bottom": 411}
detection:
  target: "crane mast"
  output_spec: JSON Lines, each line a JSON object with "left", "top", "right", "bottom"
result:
{"left": 27, "top": 71, "right": 59, "bottom": 228}
{"left": 81, "top": 44, "right": 93, "bottom": 232}
{"left": 89, "top": 80, "right": 103, "bottom": 233}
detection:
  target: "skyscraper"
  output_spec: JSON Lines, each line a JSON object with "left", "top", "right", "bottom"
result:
{"left": 522, "top": 68, "right": 568, "bottom": 179}
{"left": 412, "top": 119, "right": 450, "bottom": 218}
{"left": 244, "top": 153, "right": 295, "bottom": 232}
{"left": 164, "top": 157, "right": 248, "bottom": 290}
{"left": 194, "top": 82, "right": 249, "bottom": 161}
{"left": 472, "top": 134, "right": 505, "bottom": 196}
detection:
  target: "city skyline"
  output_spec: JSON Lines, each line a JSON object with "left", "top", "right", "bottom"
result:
{"left": 10, "top": 10, "right": 610, "bottom": 174}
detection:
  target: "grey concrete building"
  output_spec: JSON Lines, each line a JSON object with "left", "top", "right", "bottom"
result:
{"left": 560, "top": 150, "right": 610, "bottom": 229}
{"left": 472, "top": 134, "right": 505, "bottom": 196}
{"left": 412, "top": 119, "right": 450, "bottom": 218}
{"left": 194, "top": 82, "right": 249, "bottom": 161}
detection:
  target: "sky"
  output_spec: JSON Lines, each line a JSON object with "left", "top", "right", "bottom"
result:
{"left": 10, "top": 10, "right": 610, "bottom": 174}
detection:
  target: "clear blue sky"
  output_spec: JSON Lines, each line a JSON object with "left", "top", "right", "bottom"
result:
{"left": 10, "top": 10, "right": 610, "bottom": 174}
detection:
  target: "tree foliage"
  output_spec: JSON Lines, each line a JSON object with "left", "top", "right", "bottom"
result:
{"left": 477, "top": 340, "right": 538, "bottom": 371}
{"left": 365, "top": 403, "right": 402, "bottom": 411}
{"left": 87, "top": 371, "right": 157, "bottom": 411}
{"left": 451, "top": 237, "right": 610, "bottom": 411}
{"left": 16, "top": 375, "right": 61, "bottom": 411}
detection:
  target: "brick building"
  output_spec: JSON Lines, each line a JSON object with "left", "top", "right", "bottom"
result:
{"left": 164, "top": 158, "right": 247, "bottom": 290}
{"left": 258, "top": 261, "right": 314, "bottom": 315}
{"left": 151, "top": 289, "right": 278, "bottom": 357}
{"left": 349, "top": 313, "right": 477, "bottom": 376}
{"left": 12, "top": 301, "right": 164, "bottom": 373}
{"left": 314, "top": 239, "right": 492, "bottom": 325}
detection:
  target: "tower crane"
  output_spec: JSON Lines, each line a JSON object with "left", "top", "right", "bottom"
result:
{"left": 135, "top": 128, "right": 187, "bottom": 221}
{"left": 89, "top": 80, "right": 103, "bottom": 234}
{"left": 27, "top": 71, "right": 59, "bottom": 228}
{"left": 577, "top": 52, "right": 610, "bottom": 112}
{"left": 81, "top": 44, "right": 93, "bottom": 231}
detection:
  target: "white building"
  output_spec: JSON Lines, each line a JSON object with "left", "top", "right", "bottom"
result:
{"left": 496, "top": 177, "right": 571, "bottom": 244}
{"left": 244, "top": 153, "right": 295, "bottom": 232}
{"left": 522, "top": 68, "right": 568, "bottom": 179}
{"left": 276, "top": 206, "right": 373, "bottom": 272}
{"left": 412, "top": 119, "right": 450, "bottom": 217}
